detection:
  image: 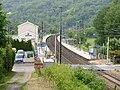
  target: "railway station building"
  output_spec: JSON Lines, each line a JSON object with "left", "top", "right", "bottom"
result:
{"left": 17, "top": 21, "right": 39, "bottom": 43}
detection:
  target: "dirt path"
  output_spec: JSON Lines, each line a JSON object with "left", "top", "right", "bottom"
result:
{"left": 6, "top": 72, "right": 31, "bottom": 90}
{"left": 19, "top": 72, "right": 31, "bottom": 84}
{"left": 6, "top": 84, "right": 22, "bottom": 90}
{"left": 0, "top": 72, "right": 21, "bottom": 86}
{"left": 6, "top": 72, "right": 22, "bottom": 84}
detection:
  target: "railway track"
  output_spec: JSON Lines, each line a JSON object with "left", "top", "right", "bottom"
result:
{"left": 46, "top": 35, "right": 120, "bottom": 90}
{"left": 97, "top": 71, "right": 120, "bottom": 90}
{"left": 46, "top": 35, "right": 89, "bottom": 65}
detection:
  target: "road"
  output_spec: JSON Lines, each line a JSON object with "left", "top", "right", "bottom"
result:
{"left": 6, "top": 58, "right": 34, "bottom": 90}
{"left": 12, "top": 63, "right": 34, "bottom": 72}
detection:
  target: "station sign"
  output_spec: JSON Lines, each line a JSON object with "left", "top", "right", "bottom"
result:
{"left": 37, "top": 42, "right": 46, "bottom": 47}
{"left": 89, "top": 48, "right": 94, "bottom": 55}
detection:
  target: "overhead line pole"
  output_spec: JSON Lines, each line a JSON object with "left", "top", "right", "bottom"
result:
{"left": 41, "top": 21, "right": 44, "bottom": 42}
{"left": 59, "top": 7, "right": 62, "bottom": 64}
{"left": 55, "top": 35, "right": 57, "bottom": 63}
{"left": 107, "top": 36, "right": 110, "bottom": 64}
{"left": 76, "top": 21, "right": 79, "bottom": 49}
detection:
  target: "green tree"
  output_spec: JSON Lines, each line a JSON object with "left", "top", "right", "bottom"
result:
{"left": 84, "top": 27, "right": 96, "bottom": 38}
{"left": 26, "top": 40, "right": 32, "bottom": 51}
{"left": 94, "top": 6, "right": 109, "bottom": 45}
{"left": 4, "top": 44, "right": 14, "bottom": 72}
{"left": 0, "top": 3, "right": 8, "bottom": 48}
{"left": 67, "top": 28, "right": 75, "bottom": 38}
{"left": 0, "top": 48, "right": 6, "bottom": 77}
{"left": 110, "top": 38, "right": 120, "bottom": 50}
{"left": 94, "top": 0, "right": 120, "bottom": 45}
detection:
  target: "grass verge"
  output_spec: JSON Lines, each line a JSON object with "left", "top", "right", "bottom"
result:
{"left": 0, "top": 71, "right": 16, "bottom": 90}
{"left": 0, "top": 84, "right": 8, "bottom": 90}
{"left": 0, "top": 71, "right": 16, "bottom": 84}
{"left": 21, "top": 71, "right": 55, "bottom": 90}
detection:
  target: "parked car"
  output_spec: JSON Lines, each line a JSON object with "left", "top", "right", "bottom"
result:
{"left": 26, "top": 51, "right": 33, "bottom": 58}
{"left": 15, "top": 54, "right": 23, "bottom": 63}
{"left": 17, "top": 50, "right": 25, "bottom": 58}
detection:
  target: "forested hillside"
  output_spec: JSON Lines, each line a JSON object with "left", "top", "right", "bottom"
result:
{"left": 1, "top": 0, "right": 111, "bottom": 34}
{"left": 94, "top": 0, "right": 120, "bottom": 45}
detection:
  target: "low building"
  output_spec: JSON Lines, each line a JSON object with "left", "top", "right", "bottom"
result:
{"left": 17, "top": 21, "right": 39, "bottom": 43}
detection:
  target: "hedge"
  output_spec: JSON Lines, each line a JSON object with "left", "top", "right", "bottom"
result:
{"left": 0, "top": 44, "right": 15, "bottom": 79}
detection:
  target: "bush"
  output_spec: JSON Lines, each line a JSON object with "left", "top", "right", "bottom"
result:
{"left": 11, "top": 39, "right": 33, "bottom": 51}
{"left": 43, "top": 64, "right": 106, "bottom": 90}
{"left": 4, "top": 44, "right": 14, "bottom": 72}
{"left": 0, "top": 44, "right": 15, "bottom": 82}
{"left": 0, "top": 48, "right": 6, "bottom": 78}
{"left": 74, "top": 66, "right": 106, "bottom": 90}
{"left": 44, "top": 64, "right": 75, "bottom": 90}
{"left": 43, "top": 64, "right": 107, "bottom": 90}
{"left": 88, "top": 78, "right": 106, "bottom": 90}
{"left": 74, "top": 67, "right": 96, "bottom": 84}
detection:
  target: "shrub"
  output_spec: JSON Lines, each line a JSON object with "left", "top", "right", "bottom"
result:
{"left": 2, "top": 44, "right": 15, "bottom": 73}
{"left": 74, "top": 67, "right": 96, "bottom": 84}
{"left": 11, "top": 39, "right": 33, "bottom": 51}
{"left": 88, "top": 77, "right": 106, "bottom": 90}
{"left": 44, "top": 64, "right": 75, "bottom": 90}
{"left": 74, "top": 66, "right": 106, "bottom": 90}
{"left": 43, "top": 64, "right": 92, "bottom": 90}
{"left": 0, "top": 48, "right": 6, "bottom": 78}
{"left": 0, "top": 44, "right": 15, "bottom": 83}
{"left": 43, "top": 64, "right": 106, "bottom": 90}
{"left": 4, "top": 44, "right": 14, "bottom": 72}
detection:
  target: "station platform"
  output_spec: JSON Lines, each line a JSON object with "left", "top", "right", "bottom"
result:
{"left": 57, "top": 36, "right": 91, "bottom": 60}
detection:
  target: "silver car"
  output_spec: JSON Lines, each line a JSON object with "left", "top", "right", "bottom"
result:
{"left": 17, "top": 50, "right": 25, "bottom": 58}
{"left": 15, "top": 54, "right": 23, "bottom": 63}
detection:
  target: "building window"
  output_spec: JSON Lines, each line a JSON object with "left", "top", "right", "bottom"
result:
{"left": 25, "top": 33, "right": 32, "bottom": 36}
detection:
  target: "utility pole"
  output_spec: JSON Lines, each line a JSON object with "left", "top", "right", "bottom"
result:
{"left": 76, "top": 21, "right": 79, "bottom": 49}
{"left": 41, "top": 21, "right": 44, "bottom": 42}
{"left": 65, "top": 22, "right": 67, "bottom": 44}
{"left": 103, "top": 43, "right": 105, "bottom": 59}
{"left": 54, "top": 35, "right": 57, "bottom": 63}
{"left": 107, "top": 36, "right": 110, "bottom": 64}
{"left": 59, "top": 7, "right": 62, "bottom": 64}
{"left": 79, "top": 20, "right": 82, "bottom": 50}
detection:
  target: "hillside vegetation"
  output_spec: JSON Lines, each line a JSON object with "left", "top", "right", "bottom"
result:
{"left": 1, "top": 0, "right": 111, "bottom": 34}
{"left": 94, "top": 0, "right": 120, "bottom": 45}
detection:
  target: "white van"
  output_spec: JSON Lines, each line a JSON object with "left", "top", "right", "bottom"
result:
{"left": 15, "top": 54, "right": 23, "bottom": 63}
